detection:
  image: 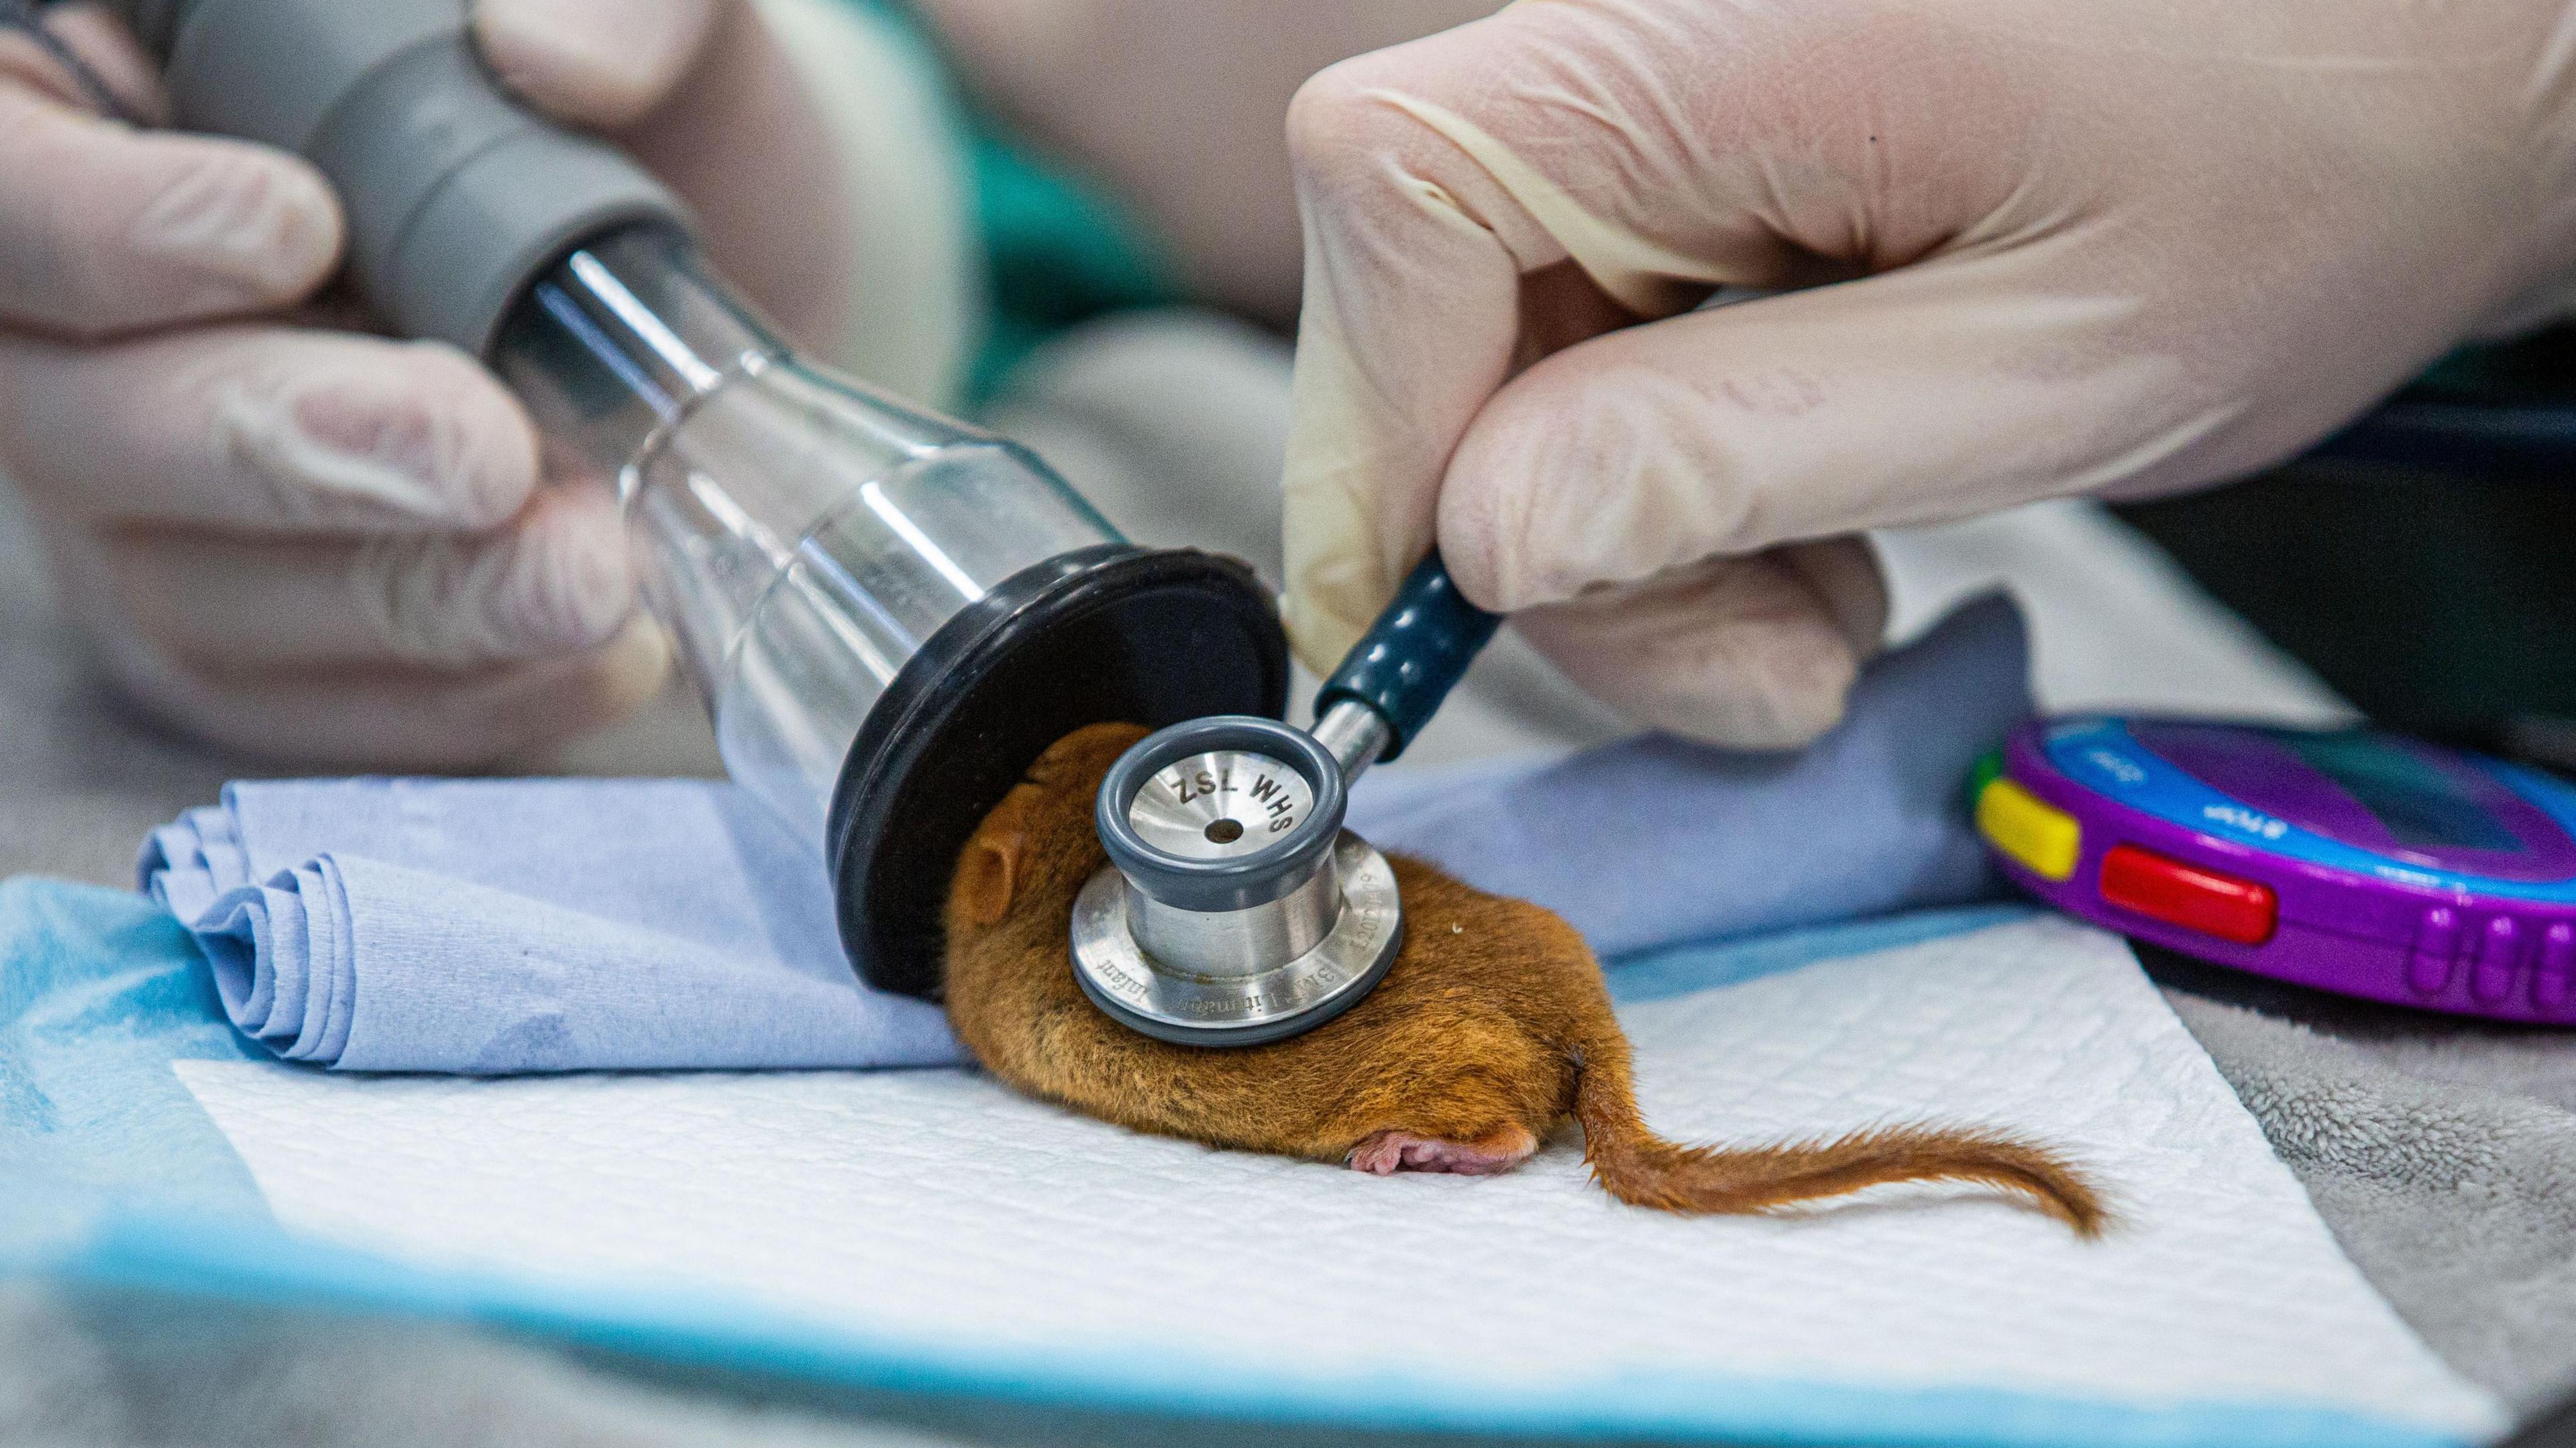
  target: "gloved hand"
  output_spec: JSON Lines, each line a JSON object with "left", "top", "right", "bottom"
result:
{"left": 0, "top": 0, "right": 949, "bottom": 767}
{"left": 1279, "top": 0, "right": 2576, "bottom": 747}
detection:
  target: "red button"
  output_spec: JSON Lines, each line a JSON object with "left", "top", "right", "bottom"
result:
{"left": 2098, "top": 844, "right": 2277, "bottom": 946}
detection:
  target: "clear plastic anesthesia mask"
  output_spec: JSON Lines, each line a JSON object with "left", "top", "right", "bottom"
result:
{"left": 111, "top": 0, "right": 1285, "bottom": 1001}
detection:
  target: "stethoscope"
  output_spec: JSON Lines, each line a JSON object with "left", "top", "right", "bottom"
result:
{"left": 1072, "top": 553, "right": 1498, "bottom": 1045}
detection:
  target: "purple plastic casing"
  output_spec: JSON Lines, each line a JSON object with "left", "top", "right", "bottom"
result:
{"left": 1995, "top": 716, "right": 2576, "bottom": 1022}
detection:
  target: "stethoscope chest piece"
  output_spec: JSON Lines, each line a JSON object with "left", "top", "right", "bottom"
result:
{"left": 1072, "top": 716, "right": 1403, "bottom": 1046}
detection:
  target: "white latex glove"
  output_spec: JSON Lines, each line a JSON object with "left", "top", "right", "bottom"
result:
{"left": 1280, "top": 0, "right": 2576, "bottom": 748}
{"left": 0, "top": 0, "right": 965, "bottom": 768}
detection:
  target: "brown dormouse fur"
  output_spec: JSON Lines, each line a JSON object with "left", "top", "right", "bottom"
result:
{"left": 943, "top": 723, "right": 2106, "bottom": 1235}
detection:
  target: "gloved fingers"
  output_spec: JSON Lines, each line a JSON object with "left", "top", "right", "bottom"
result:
{"left": 474, "top": 0, "right": 726, "bottom": 129}
{"left": 1274, "top": 1, "right": 1881, "bottom": 673}
{"left": 1433, "top": 264, "right": 2241, "bottom": 614}
{"left": 1274, "top": 87, "right": 1520, "bottom": 669}
{"left": 0, "top": 3, "right": 165, "bottom": 120}
{"left": 189, "top": 620, "right": 670, "bottom": 769}
{"left": 99, "top": 480, "right": 635, "bottom": 670}
{"left": 1781, "top": 535, "right": 1894, "bottom": 660}
{"left": 0, "top": 325, "right": 539, "bottom": 533}
{"left": 105, "top": 615, "right": 674, "bottom": 770}
{"left": 1510, "top": 540, "right": 1888, "bottom": 749}
{"left": 38, "top": 511, "right": 664, "bottom": 766}
{"left": 0, "top": 85, "right": 339, "bottom": 339}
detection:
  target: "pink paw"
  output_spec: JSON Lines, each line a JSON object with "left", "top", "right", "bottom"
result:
{"left": 1346, "top": 1127, "right": 1539, "bottom": 1176}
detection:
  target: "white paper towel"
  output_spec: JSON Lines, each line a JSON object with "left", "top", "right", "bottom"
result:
{"left": 173, "top": 915, "right": 2502, "bottom": 1442}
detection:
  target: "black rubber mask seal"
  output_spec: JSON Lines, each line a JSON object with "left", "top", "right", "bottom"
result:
{"left": 824, "top": 545, "right": 1287, "bottom": 1000}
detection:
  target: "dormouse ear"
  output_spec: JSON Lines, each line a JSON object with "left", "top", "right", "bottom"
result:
{"left": 955, "top": 828, "right": 1028, "bottom": 926}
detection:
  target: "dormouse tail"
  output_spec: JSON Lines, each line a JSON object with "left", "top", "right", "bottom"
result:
{"left": 1570, "top": 1039, "right": 2107, "bottom": 1237}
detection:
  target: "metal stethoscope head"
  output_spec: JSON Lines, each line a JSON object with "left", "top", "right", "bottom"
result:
{"left": 1072, "top": 553, "right": 1500, "bottom": 1046}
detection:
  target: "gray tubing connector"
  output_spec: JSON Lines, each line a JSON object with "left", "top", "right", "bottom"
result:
{"left": 107, "top": 0, "right": 686, "bottom": 355}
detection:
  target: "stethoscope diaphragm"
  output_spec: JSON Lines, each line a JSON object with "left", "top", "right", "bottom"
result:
{"left": 1071, "top": 716, "right": 1403, "bottom": 1046}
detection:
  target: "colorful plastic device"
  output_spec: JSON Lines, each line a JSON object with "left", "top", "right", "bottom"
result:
{"left": 1976, "top": 716, "right": 2576, "bottom": 1021}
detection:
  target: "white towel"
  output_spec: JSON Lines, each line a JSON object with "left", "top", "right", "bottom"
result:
{"left": 170, "top": 914, "right": 2502, "bottom": 1447}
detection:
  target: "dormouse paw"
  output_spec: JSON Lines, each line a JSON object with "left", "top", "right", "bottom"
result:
{"left": 1346, "top": 1126, "right": 1539, "bottom": 1176}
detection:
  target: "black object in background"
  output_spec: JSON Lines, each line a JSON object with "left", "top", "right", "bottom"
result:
{"left": 2119, "top": 323, "right": 2576, "bottom": 771}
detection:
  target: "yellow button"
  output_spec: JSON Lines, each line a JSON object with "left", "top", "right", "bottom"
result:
{"left": 1977, "top": 779, "right": 2082, "bottom": 882}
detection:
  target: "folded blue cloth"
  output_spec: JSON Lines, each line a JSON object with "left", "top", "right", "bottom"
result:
{"left": 1348, "top": 594, "right": 2024, "bottom": 958}
{"left": 138, "top": 595, "right": 2027, "bottom": 1074}
{"left": 142, "top": 781, "right": 961, "bottom": 1073}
